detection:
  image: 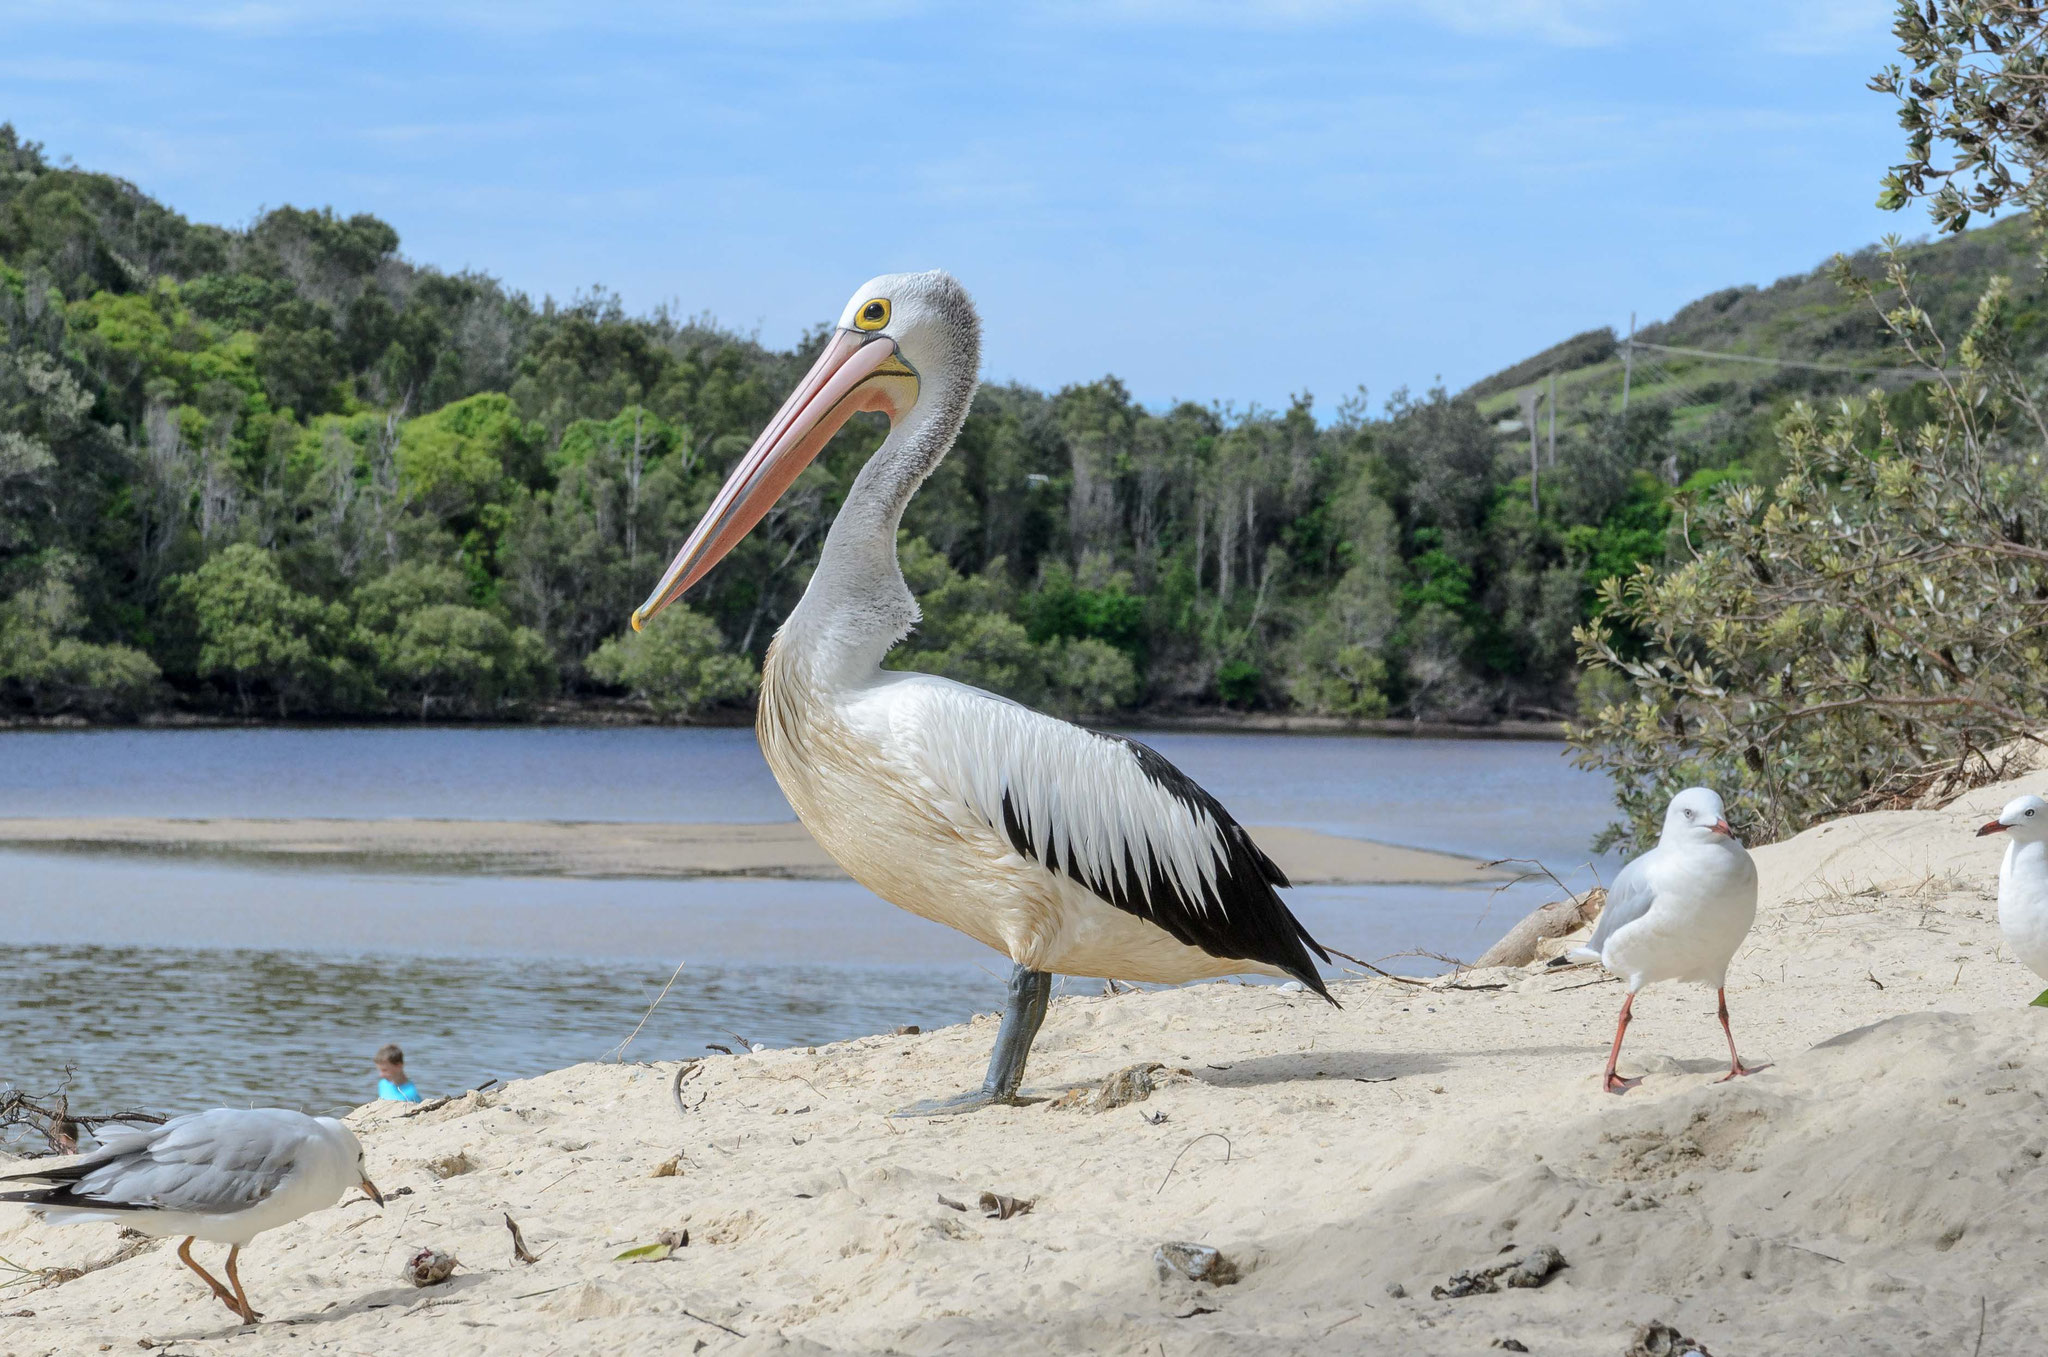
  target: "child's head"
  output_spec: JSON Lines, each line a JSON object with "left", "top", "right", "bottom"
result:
{"left": 375, "top": 1043, "right": 407, "bottom": 1080}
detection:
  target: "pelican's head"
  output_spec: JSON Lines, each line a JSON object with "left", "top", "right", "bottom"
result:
{"left": 1979, "top": 794, "right": 2048, "bottom": 840}
{"left": 632, "top": 270, "right": 979, "bottom": 631}
{"left": 1661, "top": 786, "right": 1734, "bottom": 845}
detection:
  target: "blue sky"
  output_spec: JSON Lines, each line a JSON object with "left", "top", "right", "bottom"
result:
{"left": 5, "top": 1, "right": 1912, "bottom": 413}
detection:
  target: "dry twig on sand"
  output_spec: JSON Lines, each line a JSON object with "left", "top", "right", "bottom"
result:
{"left": 671, "top": 1060, "right": 707, "bottom": 1119}
{"left": 1156, "top": 1133, "right": 1233, "bottom": 1194}
{"left": 605, "top": 959, "right": 688, "bottom": 1063}
{"left": 1323, "top": 946, "right": 1430, "bottom": 987}
{"left": 398, "top": 1078, "right": 499, "bottom": 1119}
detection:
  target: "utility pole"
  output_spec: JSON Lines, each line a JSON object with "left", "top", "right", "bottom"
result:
{"left": 1547, "top": 371, "right": 1557, "bottom": 468}
{"left": 1620, "top": 311, "right": 1635, "bottom": 416}
{"left": 1519, "top": 386, "right": 1541, "bottom": 514}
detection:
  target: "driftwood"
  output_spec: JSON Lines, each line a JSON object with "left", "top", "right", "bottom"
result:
{"left": 1472, "top": 888, "right": 1606, "bottom": 969}
{"left": 0, "top": 1083, "right": 166, "bottom": 1157}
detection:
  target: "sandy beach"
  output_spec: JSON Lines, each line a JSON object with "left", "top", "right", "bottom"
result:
{"left": 0, "top": 818, "right": 1503, "bottom": 886}
{"left": 5, "top": 777, "right": 2046, "bottom": 1355}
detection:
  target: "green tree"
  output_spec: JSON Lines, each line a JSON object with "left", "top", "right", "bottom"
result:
{"left": 1875, "top": 0, "right": 2048, "bottom": 232}
{"left": 1571, "top": 6, "right": 2048, "bottom": 847}
{"left": 0, "top": 555, "right": 159, "bottom": 715}
{"left": 1043, "top": 636, "right": 1138, "bottom": 715}
{"left": 585, "top": 606, "right": 757, "bottom": 719}
{"left": 902, "top": 611, "right": 1049, "bottom": 708}
{"left": 1287, "top": 487, "right": 1400, "bottom": 717}
{"left": 170, "top": 543, "right": 356, "bottom": 715}
{"left": 352, "top": 562, "right": 551, "bottom": 717}
{"left": 397, "top": 392, "right": 544, "bottom": 515}
{"left": 1571, "top": 247, "right": 2048, "bottom": 847}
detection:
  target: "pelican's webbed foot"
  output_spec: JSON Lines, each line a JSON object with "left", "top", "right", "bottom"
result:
{"left": 893, "top": 964, "right": 1052, "bottom": 1119}
{"left": 893, "top": 1087, "right": 1032, "bottom": 1118}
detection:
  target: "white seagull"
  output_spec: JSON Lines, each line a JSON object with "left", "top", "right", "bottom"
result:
{"left": 631, "top": 272, "right": 1333, "bottom": 1114}
{"left": 1572, "top": 786, "right": 1761, "bottom": 1094}
{"left": 1976, "top": 793, "right": 2048, "bottom": 1004}
{"left": 0, "top": 1108, "right": 383, "bottom": 1324}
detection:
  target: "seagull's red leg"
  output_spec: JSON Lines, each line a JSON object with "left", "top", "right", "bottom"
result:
{"left": 177, "top": 1236, "right": 241, "bottom": 1316}
{"left": 1715, "top": 987, "right": 1768, "bottom": 1081}
{"left": 1603, "top": 991, "right": 1642, "bottom": 1094}
{"left": 223, "top": 1245, "right": 262, "bottom": 1324}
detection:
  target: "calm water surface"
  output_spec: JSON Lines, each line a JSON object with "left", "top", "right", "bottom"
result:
{"left": 0, "top": 727, "right": 1619, "bottom": 1119}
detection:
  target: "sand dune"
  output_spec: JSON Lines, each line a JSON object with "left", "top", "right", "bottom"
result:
{"left": 0, "top": 817, "right": 1503, "bottom": 886}
{"left": 4, "top": 775, "right": 2046, "bottom": 1353}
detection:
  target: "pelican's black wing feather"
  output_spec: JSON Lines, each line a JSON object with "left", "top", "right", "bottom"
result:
{"left": 911, "top": 683, "right": 1335, "bottom": 999}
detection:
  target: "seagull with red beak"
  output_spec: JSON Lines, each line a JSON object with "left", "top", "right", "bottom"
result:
{"left": 631, "top": 272, "right": 1333, "bottom": 1115}
{"left": 1572, "top": 786, "right": 1762, "bottom": 1093}
{"left": 1976, "top": 793, "right": 2048, "bottom": 1005}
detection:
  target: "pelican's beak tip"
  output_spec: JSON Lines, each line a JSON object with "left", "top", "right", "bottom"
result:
{"left": 630, "top": 607, "right": 647, "bottom": 634}
{"left": 1979, "top": 821, "right": 2008, "bottom": 837}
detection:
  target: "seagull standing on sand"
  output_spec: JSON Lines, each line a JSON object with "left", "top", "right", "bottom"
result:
{"left": 0, "top": 1108, "right": 383, "bottom": 1324}
{"left": 1573, "top": 787, "right": 1761, "bottom": 1094}
{"left": 1976, "top": 794, "right": 2048, "bottom": 1003}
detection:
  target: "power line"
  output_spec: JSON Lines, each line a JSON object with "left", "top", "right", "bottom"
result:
{"left": 1625, "top": 338, "right": 1953, "bottom": 379}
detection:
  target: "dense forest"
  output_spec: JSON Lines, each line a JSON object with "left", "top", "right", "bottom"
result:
{"left": 3, "top": 121, "right": 2044, "bottom": 725}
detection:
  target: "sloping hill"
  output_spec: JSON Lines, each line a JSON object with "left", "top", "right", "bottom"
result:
{"left": 1465, "top": 214, "right": 2044, "bottom": 464}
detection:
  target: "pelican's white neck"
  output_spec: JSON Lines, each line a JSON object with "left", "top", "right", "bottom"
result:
{"left": 777, "top": 360, "right": 976, "bottom": 689}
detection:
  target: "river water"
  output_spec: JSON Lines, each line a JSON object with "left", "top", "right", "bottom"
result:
{"left": 0, "top": 726, "right": 1619, "bottom": 1119}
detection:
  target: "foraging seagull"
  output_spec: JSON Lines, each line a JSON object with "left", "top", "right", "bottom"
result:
{"left": 1572, "top": 787, "right": 1761, "bottom": 1094}
{"left": 1976, "top": 793, "right": 2048, "bottom": 1004}
{"left": 631, "top": 272, "right": 1333, "bottom": 1115}
{"left": 0, "top": 1108, "right": 383, "bottom": 1324}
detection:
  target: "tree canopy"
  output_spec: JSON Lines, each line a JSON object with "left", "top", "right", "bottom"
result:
{"left": 4, "top": 116, "right": 2046, "bottom": 729}
{"left": 1571, "top": 1, "right": 2048, "bottom": 848}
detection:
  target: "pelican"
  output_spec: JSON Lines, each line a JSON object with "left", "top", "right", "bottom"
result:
{"left": 632, "top": 272, "right": 1334, "bottom": 1114}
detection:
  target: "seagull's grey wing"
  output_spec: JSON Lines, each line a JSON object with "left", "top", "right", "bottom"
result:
{"left": 1581, "top": 853, "right": 1659, "bottom": 958}
{"left": 0, "top": 1110, "right": 303, "bottom": 1214}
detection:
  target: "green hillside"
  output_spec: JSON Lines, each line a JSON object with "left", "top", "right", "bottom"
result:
{"left": 1466, "top": 215, "right": 2041, "bottom": 478}
{"left": 2, "top": 119, "right": 2040, "bottom": 726}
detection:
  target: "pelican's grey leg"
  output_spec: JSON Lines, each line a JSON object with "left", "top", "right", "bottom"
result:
{"left": 894, "top": 964, "right": 1053, "bottom": 1117}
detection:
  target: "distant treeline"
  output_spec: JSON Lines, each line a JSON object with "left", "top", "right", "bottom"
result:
{"left": 3, "top": 122, "right": 2042, "bottom": 724}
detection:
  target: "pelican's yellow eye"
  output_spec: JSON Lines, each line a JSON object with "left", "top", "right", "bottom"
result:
{"left": 854, "top": 298, "right": 890, "bottom": 331}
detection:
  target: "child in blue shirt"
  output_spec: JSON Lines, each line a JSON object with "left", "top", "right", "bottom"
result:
{"left": 375, "top": 1043, "right": 422, "bottom": 1103}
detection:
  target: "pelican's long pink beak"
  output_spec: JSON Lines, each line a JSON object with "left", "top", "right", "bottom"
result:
{"left": 632, "top": 328, "right": 917, "bottom": 630}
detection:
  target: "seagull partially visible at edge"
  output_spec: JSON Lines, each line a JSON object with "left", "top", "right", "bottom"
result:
{"left": 1977, "top": 793, "right": 2048, "bottom": 1006}
{"left": 0, "top": 1107, "right": 382, "bottom": 1325}
{"left": 1573, "top": 786, "right": 1763, "bottom": 1094}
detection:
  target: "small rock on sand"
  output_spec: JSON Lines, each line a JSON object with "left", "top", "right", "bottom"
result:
{"left": 1430, "top": 1244, "right": 1566, "bottom": 1300}
{"left": 1095, "top": 1063, "right": 1163, "bottom": 1110}
{"left": 1626, "top": 1322, "right": 1714, "bottom": 1357}
{"left": 1155, "top": 1242, "right": 1239, "bottom": 1286}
